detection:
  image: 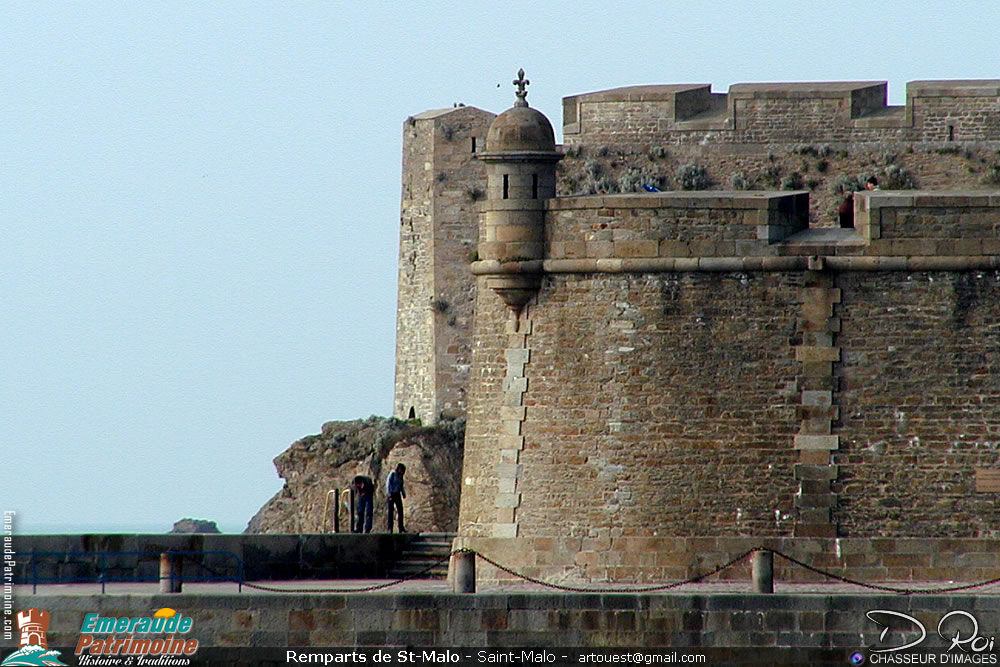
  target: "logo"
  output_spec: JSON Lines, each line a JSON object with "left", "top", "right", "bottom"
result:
{"left": 866, "top": 609, "right": 997, "bottom": 654}
{"left": 1, "top": 607, "right": 66, "bottom": 666}
{"left": 849, "top": 652, "right": 866, "bottom": 665}
{"left": 75, "top": 607, "right": 199, "bottom": 662}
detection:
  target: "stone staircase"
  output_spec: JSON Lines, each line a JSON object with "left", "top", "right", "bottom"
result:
{"left": 388, "top": 532, "right": 455, "bottom": 580}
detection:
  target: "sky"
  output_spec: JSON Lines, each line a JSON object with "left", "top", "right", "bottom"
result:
{"left": 4, "top": 1, "right": 1000, "bottom": 534}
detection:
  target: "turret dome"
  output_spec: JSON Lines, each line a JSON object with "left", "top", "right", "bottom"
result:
{"left": 484, "top": 68, "right": 558, "bottom": 154}
{"left": 486, "top": 106, "right": 556, "bottom": 153}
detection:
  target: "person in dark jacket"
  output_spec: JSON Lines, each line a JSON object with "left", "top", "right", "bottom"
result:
{"left": 352, "top": 474, "right": 374, "bottom": 534}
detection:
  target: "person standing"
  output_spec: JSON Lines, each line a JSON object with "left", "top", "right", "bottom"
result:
{"left": 352, "top": 474, "right": 374, "bottom": 534}
{"left": 386, "top": 463, "right": 406, "bottom": 533}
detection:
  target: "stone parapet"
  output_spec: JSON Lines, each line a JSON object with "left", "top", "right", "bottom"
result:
{"left": 564, "top": 79, "right": 1000, "bottom": 145}
{"left": 11, "top": 533, "right": 417, "bottom": 582}
{"left": 457, "top": 535, "right": 1000, "bottom": 586}
{"left": 546, "top": 192, "right": 809, "bottom": 260}
{"left": 856, "top": 190, "right": 1000, "bottom": 243}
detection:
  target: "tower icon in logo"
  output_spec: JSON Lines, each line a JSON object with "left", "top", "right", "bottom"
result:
{"left": 1, "top": 607, "right": 65, "bottom": 666}
{"left": 16, "top": 609, "right": 49, "bottom": 650}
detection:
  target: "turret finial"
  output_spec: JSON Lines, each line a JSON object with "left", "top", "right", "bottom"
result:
{"left": 513, "top": 68, "right": 529, "bottom": 107}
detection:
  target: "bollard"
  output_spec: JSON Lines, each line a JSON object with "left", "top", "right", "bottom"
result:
{"left": 751, "top": 550, "right": 773, "bottom": 594}
{"left": 452, "top": 551, "right": 476, "bottom": 593}
{"left": 159, "top": 552, "right": 182, "bottom": 593}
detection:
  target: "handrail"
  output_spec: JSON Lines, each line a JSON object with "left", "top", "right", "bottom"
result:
{"left": 15, "top": 550, "right": 244, "bottom": 594}
{"left": 323, "top": 488, "right": 354, "bottom": 533}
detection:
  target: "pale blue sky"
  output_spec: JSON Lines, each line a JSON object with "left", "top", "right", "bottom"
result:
{"left": 4, "top": 2, "right": 999, "bottom": 533}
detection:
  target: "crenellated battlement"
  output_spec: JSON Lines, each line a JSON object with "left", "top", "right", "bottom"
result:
{"left": 564, "top": 79, "right": 1000, "bottom": 145}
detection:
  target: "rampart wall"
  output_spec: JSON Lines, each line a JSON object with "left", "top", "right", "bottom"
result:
{"left": 461, "top": 191, "right": 1000, "bottom": 581}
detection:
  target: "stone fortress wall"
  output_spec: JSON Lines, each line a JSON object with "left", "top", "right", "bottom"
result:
{"left": 395, "top": 78, "right": 1000, "bottom": 582}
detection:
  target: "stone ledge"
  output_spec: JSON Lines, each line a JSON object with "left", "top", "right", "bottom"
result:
{"left": 480, "top": 256, "right": 1000, "bottom": 274}
{"left": 546, "top": 191, "right": 805, "bottom": 211}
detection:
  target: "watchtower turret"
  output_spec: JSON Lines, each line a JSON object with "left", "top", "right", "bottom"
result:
{"left": 476, "top": 69, "right": 561, "bottom": 311}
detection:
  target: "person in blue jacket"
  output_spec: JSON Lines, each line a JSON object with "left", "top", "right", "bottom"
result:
{"left": 386, "top": 463, "right": 407, "bottom": 533}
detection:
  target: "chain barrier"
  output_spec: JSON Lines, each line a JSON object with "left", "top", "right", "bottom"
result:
{"left": 758, "top": 547, "right": 1000, "bottom": 595}
{"left": 180, "top": 552, "right": 453, "bottom": 594}
{"left": 456, "top": 547, "right": 757, "bottom": 594}
{"left": 178, "top": 546, "right": 1000, "bottom": 596}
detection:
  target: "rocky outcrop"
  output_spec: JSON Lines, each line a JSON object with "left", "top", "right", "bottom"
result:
{"left": 245, "top": 416, "right": 464, "bottom": 534}
{"left": 170, "top": 518, "right": 221, "bottom": 534}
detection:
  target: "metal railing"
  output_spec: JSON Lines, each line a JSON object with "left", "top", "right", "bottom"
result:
{"left": 15, "top": 550, "right": 244, "bottom": 593}
{"left": 323, "top": 487, "right": 354, "bottom": 533}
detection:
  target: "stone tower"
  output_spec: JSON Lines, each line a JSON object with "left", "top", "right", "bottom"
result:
{"left": 393, "top": 105, "right": 495, "bottom": 424}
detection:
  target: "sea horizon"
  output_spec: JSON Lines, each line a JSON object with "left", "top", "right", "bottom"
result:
{"left": 14, "top": 520, "right": 248, "bottom": 535}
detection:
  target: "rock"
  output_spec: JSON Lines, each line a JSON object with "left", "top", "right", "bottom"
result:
{"left": 245, "top": 415, "right": 464, "bottom": 534}
{"left": 170, "top": 518, "right": 221, "bottom": 534}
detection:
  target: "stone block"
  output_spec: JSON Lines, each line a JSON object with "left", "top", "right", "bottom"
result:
{"left": 504, "top": 319, "right": 531, "bottom": 334}
{"left": 495, "top": 493, "right": 522, "bottom": 509}
{"left": 799, "top": 287, "right": 841, "bottom": 303}
{"left": 794, "top": 523, "right": 836, "bottom": 538}
{"left": 502, "top": 391, "right": 524, "bottom": 407}
{"left": 498, "top": 449, "right": 519, "bottom": 463}
{"left": 799, "top": 449, "right": 830, "bottom": 465}
{"left": 499, "top": 406, "right": 526, "bottom": 421}
{"left": 798, "top": 417, "right": 832, "bottom": 435}
{"left": 800, "top": 390, "right": 832, "bottom": 407}
{"left": 799, "top": 361, "right": 832, "bottom": 377}
{"left": 614, "top": 240, "right": 659, "bottom": 258}
{"left": 497, "top": 435, "right": 524, "bottom": 450}
{"left": 801, "top": 332, "right": 833, "bottom": 347}
{"left": 794, "top": 493, "right": 837, "bottom": 509}
{"left": 495, "top": 224, "right": 543, "bottom": 243}
{"left": 587, "top": 240, "right": 614, "bottom": 258}
{"left": 495, "top": 463, "right": 523, "bottom": 478}
{"left": 800, "top": 302, "right": 834, "bottom": 321}
{"left": 502, "top": 376, "right": 528, "bottom": 393}
{"left": 794, "top": 435, "right": 839, "bottom": 450}
{"left": 493, "top": 523, "right": 518, "bottom": 538}
{"left": 501, "top": 420, "right": 522, "bottom": 436}
{"left": 505, "top": 348, "right": 530, "bottom": 364}
{"left": 795, "top": 346, "right": 841, "bottom": 362}
{"left": 562, "top": 241, "right": 589, "bottom": 258}
{"left": 793, "top": 464, "right": 838, "bottom": 480}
